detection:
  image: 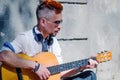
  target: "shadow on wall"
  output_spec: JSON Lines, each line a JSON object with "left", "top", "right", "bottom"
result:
{"left": 0, "top": 0, "right": 37, "bottom": 48}
{"left": 0, "top": 6, "right": 10, "bottom": 48}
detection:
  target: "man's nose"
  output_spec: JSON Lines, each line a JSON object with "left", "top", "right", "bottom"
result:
{"left": 57, "top": 25, "right": 61, "bottom": 30}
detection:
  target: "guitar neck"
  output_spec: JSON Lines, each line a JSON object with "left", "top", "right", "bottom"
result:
{"left": 47, "top": 57, "right": 96, "bottom": 75}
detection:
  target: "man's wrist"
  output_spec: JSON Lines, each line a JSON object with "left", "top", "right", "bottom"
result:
{"left": 77, "top": 67, "right": 83, "bottom": 73}
{"left": 33, "top": 61, "right": 40, "bottom": 72}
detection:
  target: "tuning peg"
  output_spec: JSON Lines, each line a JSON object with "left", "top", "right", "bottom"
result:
{"left": 104, "top": 50, "right": 107, "bottom": 52}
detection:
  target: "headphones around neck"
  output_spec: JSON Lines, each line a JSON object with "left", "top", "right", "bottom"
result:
{"left": 32, "top": 26, "right": 53, "bottom": 46}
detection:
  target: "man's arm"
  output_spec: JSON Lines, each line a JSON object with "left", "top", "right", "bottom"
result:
{"left": 0, "top": 50, "right": 35, "bottom": 68}
{"left": 0, "top": 50, "right": 50, "bottom": 80}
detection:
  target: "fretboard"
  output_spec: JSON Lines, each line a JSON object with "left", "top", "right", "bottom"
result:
{"left": 47, "top": 57, "right": 96, "bottom": 75}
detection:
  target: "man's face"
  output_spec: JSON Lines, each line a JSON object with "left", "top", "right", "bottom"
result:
{"left": 44, "top": 13, "right": 62, "bottom": 36}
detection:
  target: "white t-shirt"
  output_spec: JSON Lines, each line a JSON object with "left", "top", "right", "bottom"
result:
{"left": 1, "top": 27, "right": 63, "bottom": 64}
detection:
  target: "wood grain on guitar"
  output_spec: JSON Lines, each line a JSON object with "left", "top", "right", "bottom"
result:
{"left": 1, "top": 51, "right": 112, "bottom": 80}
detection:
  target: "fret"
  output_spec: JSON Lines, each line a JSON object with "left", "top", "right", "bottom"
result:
{"left": 48, "top": 66, "right": 57, "bottom": 74}
{"left": 77, "top": 61, "right": 82, "bottom": 67}
{"left": 82, "top": 59, "right": 87, "bottom": 66}
{"left": 68, "top": 63, "right": 72, "bottom": 69}
{"left": 62, "top": 64, "right": 67, "bottom": 71}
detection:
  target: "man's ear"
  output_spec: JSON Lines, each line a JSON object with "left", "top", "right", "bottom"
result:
{"left": 39, "top": 18, "right": 46, "bottom": 27}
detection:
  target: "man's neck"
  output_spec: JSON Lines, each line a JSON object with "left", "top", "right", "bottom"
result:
{"left": 37, "top": 25, "right": 49, "bottom": 39}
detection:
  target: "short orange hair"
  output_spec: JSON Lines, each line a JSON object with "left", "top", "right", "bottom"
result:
{"left": 37, "top": 0, "right": 63, "bottom": 14}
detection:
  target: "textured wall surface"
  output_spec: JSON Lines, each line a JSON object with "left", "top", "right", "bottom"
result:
{"left": 0, "top": 0, "right": 120, "bottom": 80}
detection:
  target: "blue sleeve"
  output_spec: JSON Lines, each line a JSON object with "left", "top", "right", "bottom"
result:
{"left": 2, "top": 41, "right": 15, "bottom": 53}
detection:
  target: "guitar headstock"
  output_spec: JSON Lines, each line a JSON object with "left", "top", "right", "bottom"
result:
{"left": 96, "top": 51, "right": 112, "bottom": 63}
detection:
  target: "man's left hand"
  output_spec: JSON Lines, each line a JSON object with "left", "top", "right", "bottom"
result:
{"left": 86, "top": 59, "right": 99, "bottom": 69}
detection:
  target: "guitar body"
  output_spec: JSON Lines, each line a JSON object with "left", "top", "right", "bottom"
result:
{"left": 1, "top": 52, "right": 60, "bottom": 80}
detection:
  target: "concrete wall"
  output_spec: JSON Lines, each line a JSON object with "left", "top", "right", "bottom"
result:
{"left": 0, "top": 0, "right": 120, "bottom": 80}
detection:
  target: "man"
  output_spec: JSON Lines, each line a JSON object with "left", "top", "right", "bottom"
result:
{"left": 0, "top": 0, "right": 98, "bottom": 80}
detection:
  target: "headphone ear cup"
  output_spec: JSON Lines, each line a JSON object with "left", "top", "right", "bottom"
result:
{"left": 48, "top": 37, "right": 53, "bottom": 46}
{"left": 36, "top": 34, "right": 43, "bottom": 42}
{"left": 34, "top": 34, "right": 38, "bottom": 42}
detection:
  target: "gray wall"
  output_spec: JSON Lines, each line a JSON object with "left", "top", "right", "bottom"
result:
{"left": 0, "top": 0, "right": 120, "bottom": 80}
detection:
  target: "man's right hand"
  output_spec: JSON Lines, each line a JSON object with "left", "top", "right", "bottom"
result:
{"left": 35, "top": 65, "right": 51, "bottom": 80}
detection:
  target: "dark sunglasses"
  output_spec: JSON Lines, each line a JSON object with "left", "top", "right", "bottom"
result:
{"left": 46, "top": 19, "right": 63, "bottom": 26}
{"left": 54, "top": 20, "right": 63, "bottom": 25}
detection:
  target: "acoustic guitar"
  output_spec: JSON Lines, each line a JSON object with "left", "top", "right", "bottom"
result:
{"left": 1, "top": 51, "right": 112, "bottom": 80}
